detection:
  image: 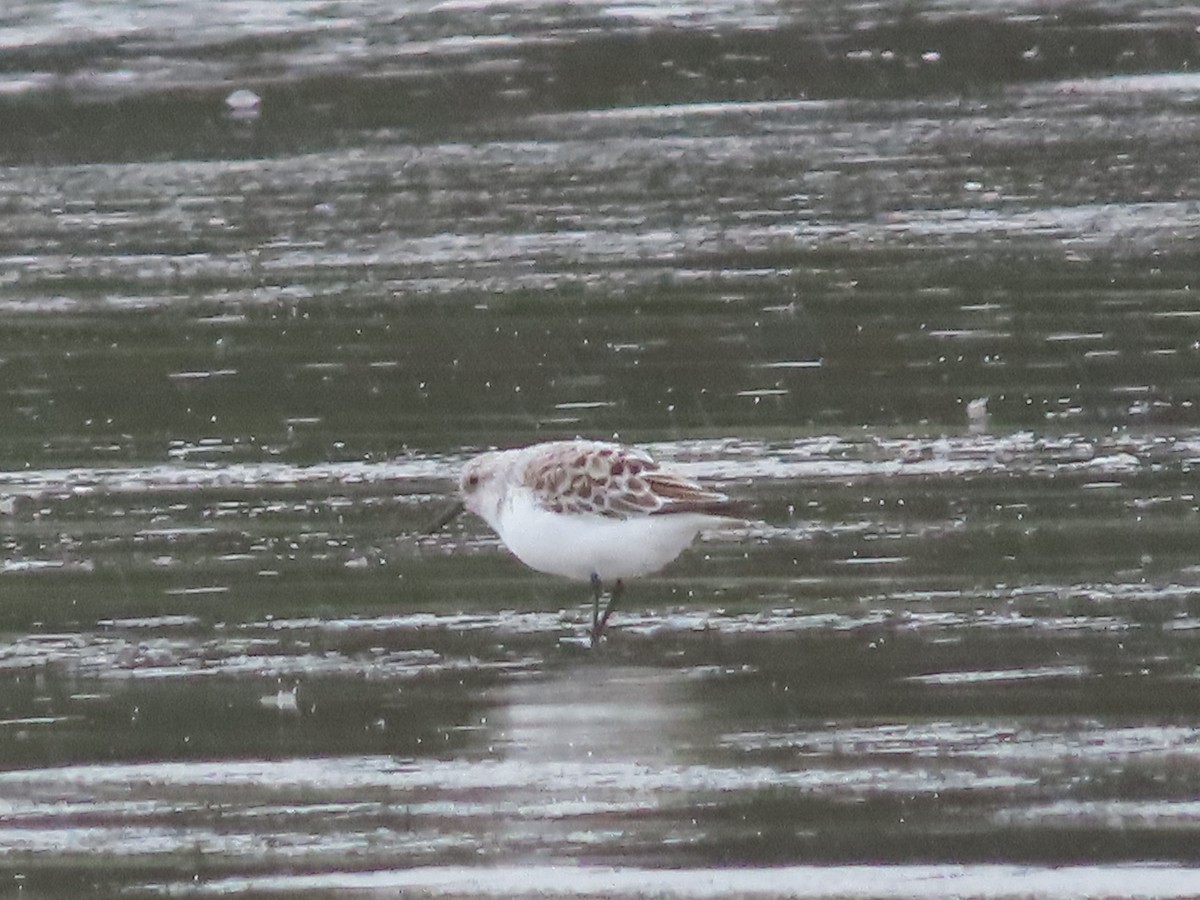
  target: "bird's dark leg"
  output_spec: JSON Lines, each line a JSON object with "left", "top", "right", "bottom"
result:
{"left": 592, "top": 579, "right": 624, "bottom": 647}
{"left": 590, "top": 572, "right": 603, "bottom": 636}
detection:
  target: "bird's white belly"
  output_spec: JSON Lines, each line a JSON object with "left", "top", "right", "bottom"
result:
{"left": 493, "top": 502, "right": 714, "bottom": 582}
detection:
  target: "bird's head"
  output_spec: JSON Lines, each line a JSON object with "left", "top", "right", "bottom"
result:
{"left": 427, "top": 450, "right": 508, "bottom": 533}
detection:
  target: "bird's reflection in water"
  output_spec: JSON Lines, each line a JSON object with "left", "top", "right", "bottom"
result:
{"left": 484, "top": 664, "right": 701, "bottom": 862}
{"left": 494, "top": 664, "right": 698, "bottom": 764}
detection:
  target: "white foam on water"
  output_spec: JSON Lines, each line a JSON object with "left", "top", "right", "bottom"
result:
{"left": 164, "top": 862, "right": 1200, "bottom": 898}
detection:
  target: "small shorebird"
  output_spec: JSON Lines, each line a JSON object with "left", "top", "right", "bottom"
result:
{"left": 429, "top": 440, "right": 745, "bottom": 645}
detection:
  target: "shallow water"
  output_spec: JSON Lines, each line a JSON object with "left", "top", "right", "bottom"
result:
{"left": 4, "top": 1, "right": 1200, "bottom": 898}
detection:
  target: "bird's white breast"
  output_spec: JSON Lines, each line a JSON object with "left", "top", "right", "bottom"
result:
{"left": 492, "top": 490, "right": 717, "bottom": 582}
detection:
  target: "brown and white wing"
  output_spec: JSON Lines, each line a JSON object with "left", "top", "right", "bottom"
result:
{"left": 521, "top": 441, "right": 743, "bottom": 519}
{"left": 519, "top": 442, "right": 649, "bottom": 516}
{"left": 641, "top": 469, "right": 745, "bottom": 518}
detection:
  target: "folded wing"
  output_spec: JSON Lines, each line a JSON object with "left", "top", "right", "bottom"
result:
{"left": 521, "top": 441, "right": 745, "bottom": 520}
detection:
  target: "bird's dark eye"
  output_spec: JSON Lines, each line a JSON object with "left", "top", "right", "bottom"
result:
{"left": 466, "top": 473, "right": 480, "bottom": 489}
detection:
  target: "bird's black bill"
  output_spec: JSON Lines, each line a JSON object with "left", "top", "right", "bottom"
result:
{"left": 425, "top": 500, "right": 465, "bottom": 534}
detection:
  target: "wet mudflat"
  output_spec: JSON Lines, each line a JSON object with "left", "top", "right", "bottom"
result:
{"left": 3, "top": 1, "right": 1200, "bottom": 898}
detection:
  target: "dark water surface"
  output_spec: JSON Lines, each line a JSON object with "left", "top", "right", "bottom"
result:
{"left": 3, "top": 2, "right": 1200, "bottom": 898}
